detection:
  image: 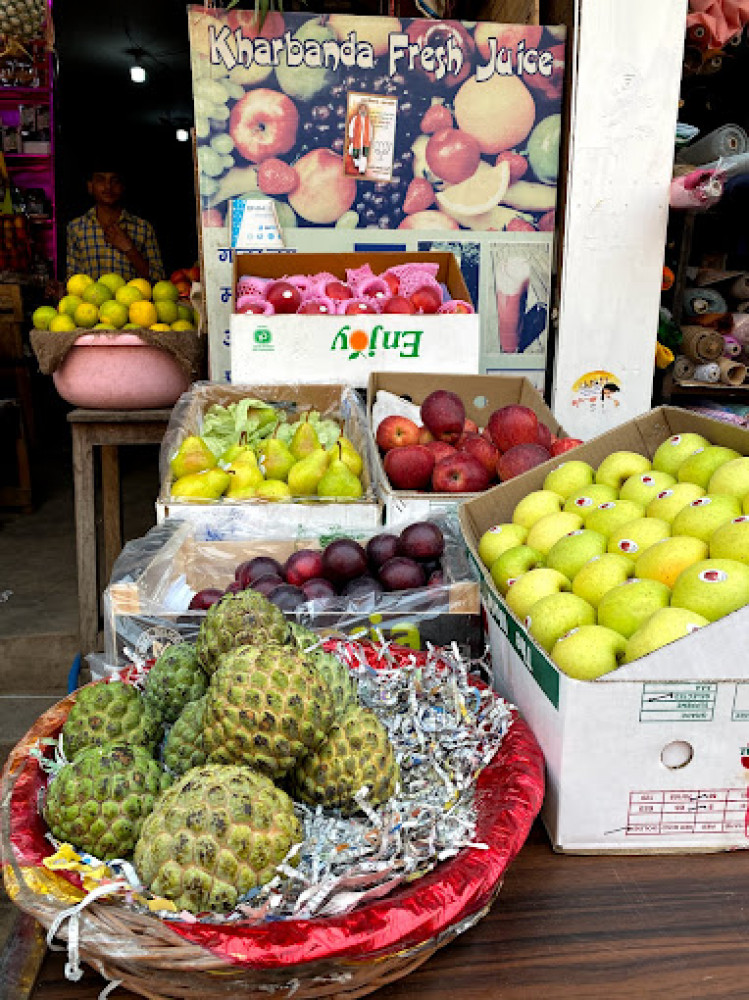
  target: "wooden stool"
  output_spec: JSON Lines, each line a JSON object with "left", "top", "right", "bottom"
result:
{"left": 67, "top": 408, "right": 172, "bottom": 655}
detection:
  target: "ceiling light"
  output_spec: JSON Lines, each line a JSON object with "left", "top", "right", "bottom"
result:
{"left": 130, "top": 64, "right": 146, "bottom": 84}
{"left": 176, "top": 127, "right": 189, "bottom": 143}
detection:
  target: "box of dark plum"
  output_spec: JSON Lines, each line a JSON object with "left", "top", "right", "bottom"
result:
{"left": 104, "top": 514, "right": 483, "bottom": 666}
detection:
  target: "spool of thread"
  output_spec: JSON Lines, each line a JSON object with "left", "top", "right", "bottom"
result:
{"left": 730, "top": 274, "right": 749, "bottom": 300}
{"left": 683, "top": 287, "right": 728, "bottom": 317}
{"left": 693, "top": 362, "right": 721, "bottom": 383}
{"left": 673, "top": 355, "right": 696, "bottom": 381}
{"left": 680, "top": 325, "right": 725, "bottom": 363}
{"left": 730, "top": 314, "right": 749, "bottom": 345}
{"left": 718, "top": 357, "right": 747, "bottom": 385}
{"left": 723, "top": 334, "right": 742, "bottom": 358}
{"left": 677, "top": 123, "right": 748, "bottom": 165}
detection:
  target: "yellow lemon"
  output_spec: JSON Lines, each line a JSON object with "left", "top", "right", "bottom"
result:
{"left": 129, "top": 300, "right": 158, "bottom": 328}
{"left": 49, "top": 313, "right": 77, "bottom": 332}
{"left": 32, "top": 305, "right": 58, "bottom": 330}
{"left": 170, "top": 319, "right": 195, "bottom": 332}
{"left": 99, "top": 299, "right": 129, "bottom": 328}
{"left": 128, "top": 278, "right": 152, "bottom": 300}
{"left": 152, "top": 280, "right": 179, "bottom": 303}
{"left": 82, "top": 281, "right": 114, "bottom": 307}
{"left": 149, "top": 322, "right": 172, "bottom": 331}
{"left": 155, "top": 299, "right": 178, "bottom": 324}
{"left": 58, "top": 294, "right": 82, "bottom": 317}
{"left": 116, "top": 285, "right": 143, "bottom": 308}
{"left": 98, "top": 272, "right": 126, "bottom": 294}
{"left": 67, "top": 274, "right": 93, "bottom": 297}
{"left": 73, "top": 302, "right": 99, "bottom": 328}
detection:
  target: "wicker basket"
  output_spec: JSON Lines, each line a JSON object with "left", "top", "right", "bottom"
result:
{"left": 2, "top": 687, "right": 544, "bottom": 1000}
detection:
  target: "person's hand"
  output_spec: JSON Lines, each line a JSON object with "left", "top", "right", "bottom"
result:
{"left": 102, "top": 221, "right": 135, "bottom": 254}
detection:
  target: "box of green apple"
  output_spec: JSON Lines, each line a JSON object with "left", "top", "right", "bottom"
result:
{"left": 156, "top": 381, "right": 382, "bottom": 532}
{"left": 459, "top": 405, "right": 749, "bottom": 853}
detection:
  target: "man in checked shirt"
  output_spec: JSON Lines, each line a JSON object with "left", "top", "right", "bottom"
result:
{"left": 66, "top": 161, "right": 165, "bottom": 283}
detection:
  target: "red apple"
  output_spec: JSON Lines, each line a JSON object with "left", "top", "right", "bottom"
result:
{"left": 432, "top": 453, "right": 490, "bottom": 493}
{"left": 421, "top": 390, "right": 466, "bottom": 443}
{"left": 496, "top": 150, "right": 528, "bottom": 183}
{"left": 418, "top": 426, "right": 434, "bottom": 445}
{"left": 406, "top": 20, "right": 475, "bottom": 87}
{"left": 266, "top": 281, "right": 301, "bottom": 314}
{"left": 376, "top": 415, "right": 421, "bottom": 451}
{"left": 536, "top": 421, "right": 553, "bottom": 451}
{"left": 426, "top": 128, "right": 482, "bottom": 185}
{"left": 384, "top": 295, "right": 416, "bottom": 314}
{"left": 497, "top": 443, "right": 551, "bottom": 481}
{"left": 229, "top": 88, "right": 299, "bottom": 163}
{"left": 410, "top": 286, "right": 442, "bottom": 314}
{"left": 345, "top": 300, "right": 378, "bottom": 315}
{"left": 459, "top": 433, "right": 499, "bottom": 478}
{"left": 551, "top": 437, "right": 584, "bottom": 457}
{"left": 525, "top": 43, "right": 565, "bottom": 102}
{"left": 289, "top": 149, "right": 356, "bottom": 225}
{"left": 325, "top": 280, "right": 352, "bottom": 301}
{"left": 384, "top": 445, "right": 435, "bottom": 490}
{"left": 426, "top": 440, "right": 457, "bottom": 464}
{"left": 464, "top": 418, "right": 479, "bottom": 435}
{"left": 488, "top": 404, "right": 539, "bottom": 452}
{"left": 298, "top": 300, "right": 333, "bottom": 315}
{"left": 382, "top": 272, "right": 400, "bottom": 295}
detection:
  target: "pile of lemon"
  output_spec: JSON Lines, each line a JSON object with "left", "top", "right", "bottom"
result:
{"left": 33, "top": 273, "right": 198, "bottom": 333}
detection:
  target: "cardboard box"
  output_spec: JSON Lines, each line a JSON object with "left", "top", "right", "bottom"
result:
{"left": 156, "top": 382, "right": 382, "bottom": 532}
{"left": 369, "top": 372, "right": 565, "bottom": 526}
{"left": 460, "top": 405, "right": 749, "bottom": 853}
{"left": 229, "top": 252, "right": 480, "bottom": 388}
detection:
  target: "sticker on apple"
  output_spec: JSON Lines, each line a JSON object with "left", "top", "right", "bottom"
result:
{"left": 598, "top": 502, "right": 616, "bottom": 510}
{"left": 617, "top": 539, "right": 638, "bottom": 554}
{"left": 691, "top": 497, "right": 712, "bottom": 507}
{"left": 699, "top": 569, "right": 728, "bottom": 583}
{"left": 686, "top": 622, "right": 704, "bottom": 633}
{"left": 669, "top": 435, "right": 682, "bottom": 446}
{"left": 657, "top": 489, "right": 674, "bottom": 499}
{"left": 733, "top": 516, "right": 749, "bottom": 523}
{"left": 640, "top": 475, "right": 655, "bottom": 485}
{"left": 567, "top": 529, "right": 585, "bottom": 537}
{"left": 574, "top": 496, "right": 594, "bottom": 508}
{"left": 560, "top": 627, "right": 579, "bottom": 640}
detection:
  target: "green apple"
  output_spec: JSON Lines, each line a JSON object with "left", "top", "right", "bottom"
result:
{"left": 563, "top": 484, "right": 618, "bottom": 519}
{"left": 709, "top": 516, "right": 749, "bottom": 565}
{"left": 505, "top": 568, "right": 570, "bottom": 620}
{"left": 677, "top": 446, "right": 741, "bottom": 489}
{"left": 545, "top": 528, "right": 607, "bottom": 580}
{"left": 670, "top": 494, "right": 741, "bottom": 543}
{"left": 584, "top": 500, "right": 645, "bottom": 538}
{"left": 645, "top": 482, "right": 705, "bottom": 523}
{"left": 707, "top": 457, "right": 749, "bottom": 499}
{"left": 490, "top": 545, "right": 545, "bottom": 595}
{"left": 572, "top": 553, "right": 635, "bottom": 607}
{"left": 478, "top": 523, "right": 528, "bottom": 567}
{"left": 512, "top": 489, "right": 564, "bottom": 529}
{"left": 551, "top": 625, "right": 627, "bottom": 679}
{"left": 606, "top": 517, "right": 671, "bottom": 558}
{"left": 634, "top": 535, "right": 708, "bottom": 588}
{"left": 525, "top": 592, "right": 596, "bottom": 652}
{"left": 623, "top": 607, "right": 710, "bottom": 664}
{"left": 671, "top": 558, "right": 749, "bottom": 622}
{"left": 526, "top": 511, "right": 584, "bottom": 555}
{"left": 597, "top": 578, "right": 671, "bottom": 638}
{"left": 652, "top": 432, "right": 710, "bottom": 477}
{"left": 619, "top": 470, "right": 676, "bottom": 506}
{"left": 543, "top": 460, "right": 594, "bottom": 500}
{"left": 595, "top": 451, "right": 651, "bottom": 490}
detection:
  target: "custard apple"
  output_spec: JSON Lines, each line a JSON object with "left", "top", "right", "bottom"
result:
{"left": 291, "top": 704, "right": 398, "bottom": 815}
{"left": 143, "top": 643, "right": 207, "bottom": 724}
{"left": 133, "top": 764, "right": 301, "bottom": 913}
{"left": 287, "top": 624, "right": 358, "bottom": 710}
{"left": 44, "top": 743, "right": 169, "bottom": 858}
{"left": 196, "top": 590, "right": 289, "bottom": 674}
{"left": 204, "top": 645, "right": 334, "bottom": 778}
{"left": 62, "top": 681, "right": 162, "bottom": 759}
{"left": 163, "top": 696, "right": 208, "bottom": 776}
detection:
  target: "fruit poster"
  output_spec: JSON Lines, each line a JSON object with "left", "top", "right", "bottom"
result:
{"left": 187, "top": 8, "right": 565, "bottom": 382}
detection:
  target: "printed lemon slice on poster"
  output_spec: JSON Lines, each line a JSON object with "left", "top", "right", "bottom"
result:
{"left": 436, "top": 160, "right": 511, "bottom": 225}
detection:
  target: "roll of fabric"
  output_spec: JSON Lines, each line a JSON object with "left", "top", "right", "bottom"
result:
{"left": 683, "top": 287, "right": 728, "bottom": 316}
{"left": 691, "top": 312, "right": 733, "bottom": 332}
{"left": 673, "top": 355, "right": 697, "bottom": 381}
{"left": 738, "top": 301, "right": 749, "bottom": 313}
{"left": 702, "top": 151, "right": 749, "bottom": 179}
{"left": 680, "top": 325, "right": 725, "bottom": 362}
{"left": 669, "top": 168, "right": 724, "bottom": 209}
{"left": 693, "top": 362, "right": 721, "bottom": 382}
{"left": 730, "top": 313, "right": 749, "bottom": 344}
{"left": 718, "top": 357, "right": 747, "bottom": 385}
{"left": 730, "top": 274, "right": 749, "bottom": 300}
{"left": 677, "top": 123, "right": 748, "bottom": 164}
{"left": 723, "top": 334, "right": 742, "bottom": 357}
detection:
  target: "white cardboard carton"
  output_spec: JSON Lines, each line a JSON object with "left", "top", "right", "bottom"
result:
{"left": 460, "top": 405, "right": 749, "bottom": 853}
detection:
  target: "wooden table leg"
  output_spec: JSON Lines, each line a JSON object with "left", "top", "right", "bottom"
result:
{"left": 71, "top": 426, "right": 97, "bottom": 655}
{"left": 101, "top": 444, "right": 122, "bottom": 588}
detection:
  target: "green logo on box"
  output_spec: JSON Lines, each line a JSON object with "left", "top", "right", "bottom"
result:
{"left": 331, "top": 324, "right": 423, "bottom": 360}
{"left": 253, "top": 328, "right": 273, "bottom": 350}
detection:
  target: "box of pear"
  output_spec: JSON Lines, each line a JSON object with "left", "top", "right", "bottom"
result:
{"left": 459, "top": 404, "right": 749, "bottom": 853}
{"left": 104, "top": 517, "right": 482, "bottom": 666}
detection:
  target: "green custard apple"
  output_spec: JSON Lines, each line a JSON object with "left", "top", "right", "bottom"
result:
{"left": 61, "top": 681, "right": 162, "bottom": 760}
{"left": 143, "top": 643, "right": 207, "bottom": 724}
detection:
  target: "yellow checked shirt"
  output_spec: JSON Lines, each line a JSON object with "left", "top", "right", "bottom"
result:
{"left": 66, "top": 207, "right": 165, "bottom": 282}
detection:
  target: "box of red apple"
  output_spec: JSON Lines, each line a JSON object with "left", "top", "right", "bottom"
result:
{"left": 368, "top": 371, "right": 578, "bottom": 525}
{"left": 229, "top": 251, "right": 480, "bottom": 388}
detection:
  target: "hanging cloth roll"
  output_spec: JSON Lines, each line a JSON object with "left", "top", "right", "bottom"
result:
{"left": 680, "top": 325, "right": 725, "bottom": 362}
{"left": 683, "top": 286, "right": 728, "bottom": 316}
{"left": 723, "top": 334, "right": 742, "bottom": 357}
{"left": 676, "top": 123, "right": 748, "bottom": 164}
{"left": 718, "top": 357, "right": 747, "bottom": 385}
{"left": 673, "top": 355, "right": 697, "bottom": 381}
{"left": 729, "top": 313, "right": 749, "bottom": 345}
{"left": 693, "top": 362, "right": 722, "bottom": 382}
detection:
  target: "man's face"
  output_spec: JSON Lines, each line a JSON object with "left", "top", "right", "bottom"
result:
{"left": 87, "top": 172, "right": 124, "bottom": 207}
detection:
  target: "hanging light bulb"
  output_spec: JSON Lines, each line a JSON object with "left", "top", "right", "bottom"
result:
{"left": 130, "top": 63, "right": 146, "bottom": 83}
{"left": 176, "top": 127, "right": 189, "bottom": 142}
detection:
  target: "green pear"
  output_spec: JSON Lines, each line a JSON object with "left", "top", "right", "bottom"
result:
{"left": 677, "top": 446, "right": 741, "bottom": 489}
{"left": 633, "top": 535, "right": 708, "bottom": 588}
{"left": 289, "top": 416, "right": 321, "bottom": 461}
{"left": 256, "top": 480, "right": 292, "bottom": 500}
{"left": 225, "top": 460, "right": 264, "bottom": 498}
{"left": 525, "top": 592, "right": 596, "bottom": 652}
{"left": 543, "top": 460, "right": 594, "bottom": 500}
{"left": 171, "top": 467, "right": 230, "bottom": 500}
{"left": 218, "top": 441, "right": 253, "bottom": 466}
{"left": 623, "top": 607, "right": 710, "bottom": 664}
{"left": 170, "top": 435, "right": 216, "bottom": 479}
{"left": 478, "top": 523, "right": 528, "bottom": 567}
{"left": 671, "top": 557, "right": 749, "bottom": 621}
{"left": 597, "top": 578, "right": 671, "bottom": 639}
{"left": 584, "top": 500, "right": 644, "bottom": 538}
{"left": 707, "top": 457, "right": 749, "bottom": 499}
{"left": 512, "top": 490, "right": 564, "bottom": 529}
{"left": 490, "top": 545, "right": 545, "bottom": 595}
{"left": 551, "top": 625, "right": 627, "bottom": 679}
{"left": 652, "top": 432, "right": 710, "bottom": 477}
{"left": 317, "top": 444, "right": 363, "bottom": 498}
{"left": 334, "top": 436, "right": 363, "bottom": 478}
{"left": 505, "top": 568, "right": 570, "bottom": 620}
{"left": 572, "top": 553, "right": 635, "bottom": 608}
{"left": 645, "top": 482, "right": 705, "bottom": 523}
{"left": 545, "top": 529, "right": 607, "bottom": 580}
{"left": 595, "top": 451, "right": 651, "bottom": 490}
{"left": 619, "top": 470, "right": 676, "bottom": 506}
{"left": 710, "top": 516, "right": 749, "bottom": 564}
{"left": 287, "top": 448, "right": 330, "bottom": 496}
{"left": 526, "top": 511, "right": 584, "bottom": 555}
{"left": 671, "top": 494, "right": 741, "bottom": 543}
{"left": 258, "top": 436, "right": 296, "bottom": 482}
{"left": 606, "top": 517, "right": 671, "bottom": 559}
{"left": 563, "top": 483, "right": 618, "bottom": 519}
